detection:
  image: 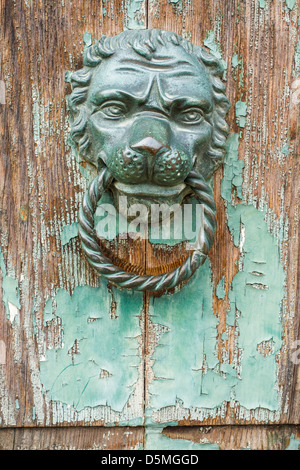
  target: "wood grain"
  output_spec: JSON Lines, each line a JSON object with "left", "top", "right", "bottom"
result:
{"left": 162, "top": 424, "right": 300, "bottom": 450}
{"left": 0, "top": 426, "right": 144, "bottom": 450}
{"left": 147, "top": 0, "right": 300, "bottom": 426}
{"left": 0, "top": 0, "right": 299, "bottom": 450}
{"left": 0, "top": 425, "right": 299, "bottom": 450}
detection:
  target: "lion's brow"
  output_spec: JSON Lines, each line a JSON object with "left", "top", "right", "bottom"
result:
{"left": 116, "top": 59, "right": 197, "bottom": 72}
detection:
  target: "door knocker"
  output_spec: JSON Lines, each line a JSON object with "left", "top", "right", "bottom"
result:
{"left": 67, "top": 29, "right": 230, "bottom": 292}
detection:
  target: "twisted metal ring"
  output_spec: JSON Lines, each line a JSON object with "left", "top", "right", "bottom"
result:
{"left": 78, "top": 167, "right": 217, "bottom": 292}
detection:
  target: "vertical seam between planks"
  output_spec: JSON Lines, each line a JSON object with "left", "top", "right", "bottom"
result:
{"left": 145, "top": 0, "right": 149, "bottom": 29}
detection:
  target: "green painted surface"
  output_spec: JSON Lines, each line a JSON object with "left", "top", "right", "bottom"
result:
{"left": 60, "top": 222, "right": 79, "bottom": 246}
{"left": 124, "top": 0, "right": 145, "bottom": 30}
{"left": 147, "top": 260, "right": 238, "bottom": 417}
{"left": 232, "top": 53, "right": 240, "bottom": 68}
{"left": 39, "top": 283, "right": 143, "bottom": 412}
{"left": 281, "top": 143, "right": 290, "bottom": 156}
{"left": 221, "top": 133, "right": 244, "bottom": 202}
{"left": 286, "top": 434, "right": 300, "bottom": 450}
{"left": 226, "top": 203, "right": 284, "bottom": 410}
{"left": 204, "top": 31, "right": 227, "bottom": 74}
{"left": 0, "top": 248, "right": 21, "bottom": 321}
{"left": 235, "top": 100, "right": 248, "bottom": 128}
{"left": 222, "top": 131, "right": 285, "bottom": 410}
{"left": 286, "top": 0, "right": 296, "bottom": 11}
{"left": 216, "top": 276, "right": 226, "bottom": 299}
{"left": 147, "top": 131, "right": 285, "bottom": 419}
{"left": 146, "top": 428, "right": 219, "bottom": 450}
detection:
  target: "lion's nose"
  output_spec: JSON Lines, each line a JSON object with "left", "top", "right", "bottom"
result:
{"left": 131, "top": 137, "right": 166, "bottom": 156}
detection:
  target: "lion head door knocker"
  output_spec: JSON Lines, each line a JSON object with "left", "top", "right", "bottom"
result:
{"left": 67, "top": 29, "right": 230, "bottom": 292}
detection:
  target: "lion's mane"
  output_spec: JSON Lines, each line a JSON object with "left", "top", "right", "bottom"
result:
{"left": 67, "top": 29, "right": 230, "bottom": 178}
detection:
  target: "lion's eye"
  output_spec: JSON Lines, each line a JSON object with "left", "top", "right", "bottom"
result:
{"left": 177, "top": 108, "right": 204, "bottom": 124}
{"left": 100, "top": 102, "right": 127, "bottom": 119}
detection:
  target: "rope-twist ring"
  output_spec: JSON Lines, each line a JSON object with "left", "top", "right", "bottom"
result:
{"left": 78, "top": 168, "right": 217, "bottom": 292}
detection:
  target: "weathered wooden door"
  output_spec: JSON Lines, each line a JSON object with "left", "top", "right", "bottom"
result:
{"left": 0, "top": 0, "right": 299, "bottom": 450}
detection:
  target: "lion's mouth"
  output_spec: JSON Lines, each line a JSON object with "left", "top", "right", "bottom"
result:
{"left": 111, "top": 181, "right": 193, "bottom": 224}
{"left": 113, "top": 181, "right": 190, "bottom": 199}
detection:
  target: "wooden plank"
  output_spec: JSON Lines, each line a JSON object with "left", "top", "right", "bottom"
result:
{"left": 158, "top": 424, "right": 300, "bottom": 450}
{"left": 0, "top": 0, "right": 147, "bottom": 428}
{"left": 0, "top": 426, "right": 144, "bottom": 450}
{"left": 0, "top": 425, "right": 299, "bottom": 450}
{"left": 146, "top": 0, "right": 299, "bottom": 425}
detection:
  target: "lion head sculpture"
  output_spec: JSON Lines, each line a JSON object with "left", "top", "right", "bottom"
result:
{"left": 66, "top": 29, "right": 230, "bottom": 292}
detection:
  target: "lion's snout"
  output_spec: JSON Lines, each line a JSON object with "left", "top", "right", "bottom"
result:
{"left": 107, "top": 143, "right": 191, "bottom": 186}
{"left": 105, "top": 116, "right": 192, "bottom": 187}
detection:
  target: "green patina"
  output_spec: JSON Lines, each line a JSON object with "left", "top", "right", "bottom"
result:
{"left": 145, "top": 428, "right": 219, "bottom": 450}
{"left": 39, "top": 283, "right": 143, "bottom": 412}
{"left": 0, "top": 249, "right": 21, "bottom": 321}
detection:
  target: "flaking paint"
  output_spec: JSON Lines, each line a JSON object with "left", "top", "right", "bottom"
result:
{"left": 145, "top": 427, "right": 220, "bottom": 450}
{"left": 0, "top": 249, "right": 21, "bottom": 322}
{"left": 147, "top": 130, "right": 285, "bottom": 422}
{"left": 39, "top": 283, "right": 143, "bottom": 414}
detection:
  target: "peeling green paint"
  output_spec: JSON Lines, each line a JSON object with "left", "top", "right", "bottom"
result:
{"left": 145, "top": 428, "right": 219, "bottom": 450}
{"left": 226, "top": 204, "right": 284, "bottom": 410}
{"left": 232, "top": 53, "right": 240, "bottom": 68}
{"left": 221, "top": 133, "right": 244, "bottom": 202}
{"left": 61, "top": 222, "right": 79, "bottom": 246}
{"left": 147, "top": 130, "right": 285, "bottom": 421}
{"left": 231, "top": 51, "right": 244, "bottom": 89}
{"left": 204, "top": 31, "right": 227, "bottom": 76}
{"left": 295, "top": 41, "right": 300, "bottom": 74}
{"left": 0, "top": 249, "right": 21, "bottom": 321}
{"left": 235, "top": 101, "right": 248, "bottom": 128}
{"left": 39, "top": 283, "right": 143, "bottom": 413}
{"left": 281, "top": 143, "right": 291, "bottom": 156}
{"left": 124, "top": 0, "right": 145, "bottom": 30}
{"left": 221, "top": 130, "right": 285, "bottom": 411}
{"left": 147, "top": 260, "right": 238, "bottom": 418}
{"left": 286, "top": 0, "right": 296, "bottom": 11}
{"left": 83, "top": 32, "right": 92, "bottom": 47}
{"left": 286, "top": 434, "right": 300, "bottom": 450}
{"left": 216, "top": 277, "right": 226, "bottom": 299}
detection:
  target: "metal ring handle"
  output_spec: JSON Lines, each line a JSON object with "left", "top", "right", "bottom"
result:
{"left": 78, "top": 168, "right": 216, "bottom": 292}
